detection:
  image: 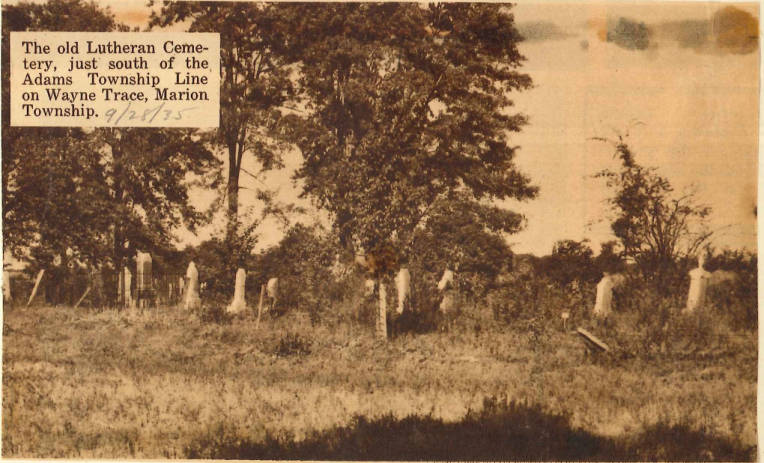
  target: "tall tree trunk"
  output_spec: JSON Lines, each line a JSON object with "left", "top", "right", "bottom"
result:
{"left": 376, "top": 279, "right": 387, "bottom": 340}
{"left": 226, "top": 144, "right": 240, "bottom": 242}
{"left": 110, "top": 131, "right": 125, "bottom": 307}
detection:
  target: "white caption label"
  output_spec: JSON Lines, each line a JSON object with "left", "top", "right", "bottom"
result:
{"left": 10, "top": 32, "right": 220, "bottom": 127}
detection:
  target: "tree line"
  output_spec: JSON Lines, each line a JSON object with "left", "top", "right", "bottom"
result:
{"left": 4, "top": 1, "right": 744, "bottom": 324}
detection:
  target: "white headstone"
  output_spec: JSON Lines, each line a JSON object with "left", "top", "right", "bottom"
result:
{"left": 3, "top": 270, "right": 11, "bottom": 302}
{"left": 184, "top": 261, "right": 201, "bottom": 310}
{"left": 438, "top": 268, "right": 455, "bottom": 313}
{"left": 136, "top": 252, "right": 152, "bottom": 293}
{"left": 593, "top": 274, "right": 615, "bottom": 317}
{"left": 439, "top": 293, "right": 454, "bottom": 313}
{"left": 265, "top": 277, "right": 279, "bottom": 311}
{"left": 124, "top": 267, "right": 133, "bottom": 308}
{"left": 395, "top": 268, "right": 411, "bottom": 314}
{"left": 437, "top": 268, "right": 454, "bottom": 291}
{"left": 685, "top": 256, "right": 710, "bottom": 314}
{"left": 227, "top": 268, "right": 247, "bottom": 314}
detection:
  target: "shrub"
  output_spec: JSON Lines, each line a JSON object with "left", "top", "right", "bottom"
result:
{"left": 273, "top": 333, "right": 312, "bottom": 357}
{"left": 489, "top": 275, "right": 594, "bottom": 326}
{"left": 197, "top": 304, "right": 233, "bottom": 325}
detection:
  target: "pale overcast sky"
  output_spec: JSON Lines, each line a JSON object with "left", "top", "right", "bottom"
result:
{"left": 103, "top": 1, "right": 758, "bottom": 256}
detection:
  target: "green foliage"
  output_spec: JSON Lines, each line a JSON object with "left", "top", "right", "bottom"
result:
{"left": 186, "top": 222, "right": 259, "bottom": 304}
{"left": 489, "top": 274, "right": 593, "bottom": 326}
{"left": 150, "top": 3, "right": 298, "bottom": 236}
{"left": 273, "top": 333, "right": 312, "bottom": 357}
{"left": 256, "top": 224, "right": 342, "bottom": 320}
{"left": 594, "top": 135, "right": 712, "bottom": 293}
{"left": 535, "top": 239, "right": 598, "bottom": 287}
{"left": 2, "top": 1, "right": 116, "bottom": 260}
{"left": 409, "top": 194, "right": 518, "bottom": 304}
{"left": 593, "top": 240, "right": 626, "bottom": 274}
{"left": 705, "top": 249, "right": 757, "bottom": 330}
{"left": 2, "top": 1, "right": 220, "bottom": 285}
{"left": 287, "top": 3, "right": 536, "bottom": 260}
{"left": 197, "top": 304, "right": 233, "bottom": 325}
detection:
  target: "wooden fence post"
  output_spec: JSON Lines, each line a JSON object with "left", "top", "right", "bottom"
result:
{"left": 27, "top": 269, "right": 45, "bottom": 306}
{"left": 256, "top": 283, "right": 266, "bottom": 328}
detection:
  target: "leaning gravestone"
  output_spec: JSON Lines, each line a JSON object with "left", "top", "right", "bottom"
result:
{"left": 684, "top": 255, "right": 710, "bottom": 314}
{"left": 184, "top": 261, "right": 201, "bottom": 311}
{"left": 593, "top": 273, "right": 615, "bottom": 318}
{"left": 227, "top": 268, "right": 247, "bottom": 314}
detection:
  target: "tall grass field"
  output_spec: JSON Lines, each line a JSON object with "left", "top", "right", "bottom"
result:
{"left": 2, "top": 300, "right": 756, "bottom": 460}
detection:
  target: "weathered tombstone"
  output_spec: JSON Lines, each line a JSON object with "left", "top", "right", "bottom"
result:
{"left": 184, "top": 261, "right": 201, "bottom": 310}
{"left": 437, "top": 268, "right": 455, "bottom": 313}
{"left": 577, "top": 327, "right": 610, "bottom": 354}
{"left": 376, "top": 281, "right": 388, "bottom": 339}
{"left": 395, "top": 268, "right": 411, "bottom": 314}
{"left": 227, "top": 268, "right": 248, "bottom": 314}
{"left": 363, "top": 278, "right": 376, "bottom": 297}
{"left": 437, "top": 268, "right": 454, "bottom": 291}
{"left": 136, "top": 252, "right": 153, "bottom": 308}
{"left": 124, "top": 267, "right": 133, "bottom": 308}
{"left": 3, "top": 270, "right": 11, "bottom": 303}
{"left": 684, "top": 255, "right": 710, "bottom": 314}
{"left": 593, "top": 273, "right": 615, "bottom": 318}
{"left": 266, "top": 277, "right": 279, "bottom": 312}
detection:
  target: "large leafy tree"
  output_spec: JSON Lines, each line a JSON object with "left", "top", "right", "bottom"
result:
{"left": 595, "top": 136, "right": 712, "bottom": 292}
{"left": 150, "top": 2, "right": 298, "bottom": 241}
{"left": 2, "top": 0, "right": 119, "bottom": 259}
{"left": 409, "top": 193, "right": 520, "bottom": 303}
{"left": 290, "top": 4, "right": 536, "bottom": 262}
{"left": 286, "top": 4, "right": 536, "bottom": 336}
{"left": 94, "top": 128, "right": 219, "bottom": 269}
{"left": 2, "top": 1, "right": 219, "bottom": 290}
{"left": 536, "top": 239, "right": 598, "bottom": 288}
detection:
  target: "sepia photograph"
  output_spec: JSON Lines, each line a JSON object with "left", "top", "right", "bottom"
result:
{"left": 1, "top": 0, "right": 759, "bottom": 460}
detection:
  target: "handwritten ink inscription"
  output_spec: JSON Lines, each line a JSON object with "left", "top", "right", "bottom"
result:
{"left": 10, "top": 32, "right": 220, "bottom": 127}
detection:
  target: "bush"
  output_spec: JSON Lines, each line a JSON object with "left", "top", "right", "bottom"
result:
{"left": 255, "top": 224, "right": 342, "bottom": 323}
{"left": 196, "top": 304, "right": 233, "bottom": 325}
{"left": 273, "top": 333, "right": 312, "bottom": 357}
{"left": 488, "top": 275, "right": 594, "bottom": 326}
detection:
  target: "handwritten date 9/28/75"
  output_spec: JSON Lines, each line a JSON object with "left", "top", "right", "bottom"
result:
{"left": 104, "top": 101, "right": 197, "bottom": 126}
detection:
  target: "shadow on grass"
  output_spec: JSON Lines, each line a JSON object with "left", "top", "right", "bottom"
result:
{"left": 185, "top": 397, "right": 754, "bottom": 461}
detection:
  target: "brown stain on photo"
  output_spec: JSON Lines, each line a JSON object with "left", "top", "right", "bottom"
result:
{"left": 712, "top": 6, "right": 759, "bottom": 54}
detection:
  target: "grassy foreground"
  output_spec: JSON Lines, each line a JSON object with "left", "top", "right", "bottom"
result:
{"left": 2, "top": 302, "right": 756, "bottom": 459}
